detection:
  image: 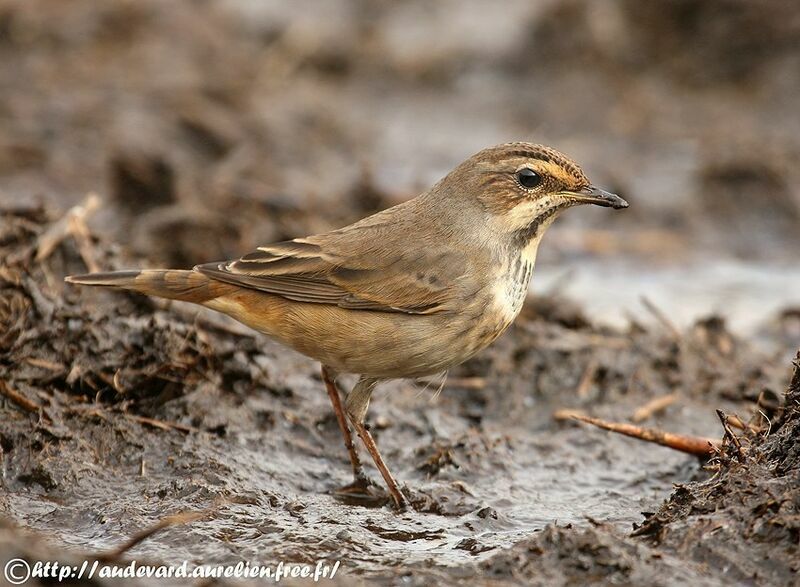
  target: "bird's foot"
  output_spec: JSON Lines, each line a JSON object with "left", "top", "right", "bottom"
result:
{"left": 331, "top": 476, "right": 390, "bottom": 507}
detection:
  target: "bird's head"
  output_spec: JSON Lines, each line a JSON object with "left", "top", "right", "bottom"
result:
{"left": 441, "top": 142, "right": 628, "bottom": 243}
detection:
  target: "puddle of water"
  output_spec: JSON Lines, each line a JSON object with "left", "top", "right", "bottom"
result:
{"left": 535, "top": 258, "right": 800, "bottom": 335}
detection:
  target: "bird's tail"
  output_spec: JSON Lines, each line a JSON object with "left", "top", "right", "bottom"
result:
{"left": 65, "top": 270, "right": 232, "bottom": 304}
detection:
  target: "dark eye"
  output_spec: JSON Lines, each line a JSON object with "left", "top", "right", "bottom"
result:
{"left": 517, "top": 168, "right": 542, "bottom": 189}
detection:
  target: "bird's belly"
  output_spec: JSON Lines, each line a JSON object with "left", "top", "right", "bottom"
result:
{"left": 303, "top": 311, "right": 488, "bottom": 379}
{"left": 286, "top": 306, "right": 510, "bottom": 379}
{"left": 210, "top": 277, "right": 530, "bottom": 379}
{"left": 320, "top": 273, "right": 533, "bottom": 379}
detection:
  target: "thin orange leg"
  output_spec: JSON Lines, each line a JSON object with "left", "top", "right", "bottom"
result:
{"left": 349, "top": 419, "right": 408, "bottom": 510}
{"left": 344, "top": 376, "right": 407, "bottom": 510}
{"left": 321, "top": 365, "right": 368, "bottom": 485}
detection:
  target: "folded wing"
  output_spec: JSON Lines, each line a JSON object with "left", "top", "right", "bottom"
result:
{"left": 195, "top": 231, "right": 471, "bottom": 315}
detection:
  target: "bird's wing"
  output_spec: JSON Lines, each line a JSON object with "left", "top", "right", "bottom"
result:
{"left": 195, "top": 229, "right": 473, "bottom": 315}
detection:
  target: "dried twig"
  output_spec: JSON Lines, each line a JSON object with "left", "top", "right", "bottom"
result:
{"left": 575, "top": 358, "right": 598, "bottom": 399}
{"left": 68, "top": 207, "right": 101, "bottom": 273}
{"left": 24, "top": 357, "right": 65, "bottom": 372}
{"left": 412, "top": 374, "right": 474, "bottom": 392}
{"left": 553, "top": 408, "right": 587, "bottom": 422}
{"left": 516, "top": 322, "right": 631, "bottom": 351}
{"left": 98, "top": 510, "right": 208, "bottom": 561}
{"left": 725, "top": 413, "right": 762, "bottom": 434}
{"left": 35, "top": 193, "right": 101, "bottom": 270}
{"left": 442, "top": 377, "right": 486, "bottom": 390}
{"left": 0, "top": 379, "right": 42, "bottom": 414}
{"left": 571, "top": 413, "right": 718, "bottom": 457}
{"left": 640, "top": 296, "right": 681, "bottom": 340}
{"left": 632, "top": 392, "right": 678, "bottom": 423}
{"left": 725, "top": 414, "right": 747, "bottom": 430}
{"left": 124, "top": 413, "right": 197, "bottom": 434}
{"left": 716, "top": 409, "right": 745, "bottom": 461}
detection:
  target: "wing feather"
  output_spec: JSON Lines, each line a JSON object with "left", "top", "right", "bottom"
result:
{"left": 195, "top": 232, "right": 471, "bottom": 315}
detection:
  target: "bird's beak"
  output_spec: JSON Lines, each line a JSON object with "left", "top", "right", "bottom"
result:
{"left": 560, "top": 186, "right": 629, "bottom": 209}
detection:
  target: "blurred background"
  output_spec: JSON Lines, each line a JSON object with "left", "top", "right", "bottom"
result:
{"left": 2, "top": 0, "right": 799, "bottom": 332}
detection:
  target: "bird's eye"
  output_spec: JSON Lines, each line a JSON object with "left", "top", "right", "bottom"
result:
{"left": 517, "top": 168, "right": 542, "bottom": 189}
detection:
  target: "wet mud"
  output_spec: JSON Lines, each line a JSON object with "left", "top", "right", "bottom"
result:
{"left": 2, "top": 206, "right": 797, "bottom": 585}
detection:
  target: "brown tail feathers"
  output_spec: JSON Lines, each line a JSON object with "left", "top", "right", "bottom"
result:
{"left": 65, "top": 270, "right": 233, "bottom": 304}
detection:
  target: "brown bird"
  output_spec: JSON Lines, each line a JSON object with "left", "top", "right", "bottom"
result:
{"left": 66, "top": 142, "right": 628, "bottom": 509}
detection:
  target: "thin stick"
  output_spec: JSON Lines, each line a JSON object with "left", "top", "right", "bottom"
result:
{"left": 553, "top": 408, "right": 587, "bottom": 422}
{"left": 99, "top": 511, "right": 207, "bottom": 560}
{"left": 124, "top": 413, "right": 197, "bottom": 434}
{"left": 442, "top": 377, "right": 486, "bottom": 390}
{"left": 725, "top": 414, "right": 751, "bottom": 432}
{"left": 575, "top": 358, "right": 598, "bottom": 399}
{"left": 632, "top": 392, "right": 678, "bottom": 422}
{"left": 35, "top": 193, "right": 101, "bottom": 264}
{"left": 640, "top": 296, "right": 681, "bottom": 339}
{"left": 68, "top": 207, "right": 101, "bottom": 273}
{"left": 716, "top": 409, "right": 745, "bottom": 461}
{"left": 24, "top": 357, "right": 65, "bottom": 372}
{"left": 571, "top": 413, "right": 718, "bottom": 456}
{"left": 0, "top": 380, "right": 42, "bottom": 414}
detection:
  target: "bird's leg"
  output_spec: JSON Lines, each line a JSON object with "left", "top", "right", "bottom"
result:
{"left": 345, "top": 376, "right": 408, "bottom": 510}
{"left": 320, "top": 365, "right": 371, "bottom": 492}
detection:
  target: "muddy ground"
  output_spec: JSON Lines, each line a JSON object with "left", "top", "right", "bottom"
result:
{"left": 2, "top": 1, "right": 800, "bottom": 585}
{"left": 2, "top": 199, "right": 799, "bottom": 586}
